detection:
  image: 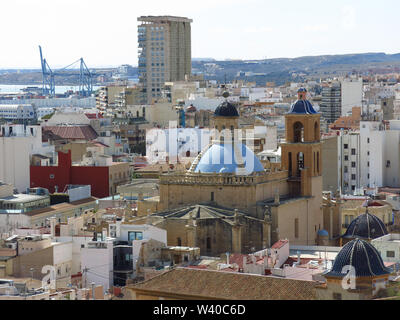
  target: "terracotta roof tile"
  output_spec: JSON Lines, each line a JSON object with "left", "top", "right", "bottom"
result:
{"left": 130, "top": 267, "right": 318, "bottom": 300}
{"left": 43, "top": 125, "right": 98, "bottom": 141}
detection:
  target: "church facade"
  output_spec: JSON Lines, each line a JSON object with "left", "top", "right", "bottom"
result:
{"left": 136, "top": 89, "right": 324, "bottom": 255}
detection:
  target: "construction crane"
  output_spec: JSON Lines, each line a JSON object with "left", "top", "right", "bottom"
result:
{"left": 38, "top": 45, "right": 94, "bottom": 97}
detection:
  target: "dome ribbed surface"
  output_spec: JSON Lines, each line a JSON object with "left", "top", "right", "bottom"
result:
{"left": 194, "top": 142, "right": 264, "bottom": 175}
{"left": 214, "top": 101, "right": 239, "bottom": 117}
{"left": 325, "top": 239, "right": 390, "bottom": 278}
{"left": 288, "top": 99, "right": 317, "bottom": 114}
{"left": 343, "top": 212, "right": 388, "bottom": 240}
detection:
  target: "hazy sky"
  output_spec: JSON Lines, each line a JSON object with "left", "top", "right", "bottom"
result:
{"left": 1, "top": 0, "right": 400, "bottom": 68}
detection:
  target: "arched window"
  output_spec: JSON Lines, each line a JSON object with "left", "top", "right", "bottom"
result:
{"left": 314, "top": 121, "right": 319, "bottom": 141}
{"left": 293, "top": 122, "right": 304, "bottom": 143}
{"left": 297, "top": 152, "right": 304, "bottom": 176}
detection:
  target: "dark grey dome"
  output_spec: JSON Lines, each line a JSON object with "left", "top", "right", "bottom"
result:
{"left": 343, "top": 212, "right": 388, "bottom": 240}
{"left": 325, "top": 239, "right": 390, "bottom": 278}
{"left": 214, "top": 101, "right": 239, "bottom": 117}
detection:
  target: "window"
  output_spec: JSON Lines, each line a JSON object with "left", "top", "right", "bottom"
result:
{"left": 367, "top": 138, "right": 370, "bottom": 143}
{"left": 211, "top": 192, "right": 214, "bottom": 202}
{"left": 344, "top": 166, "right": 348, "bottom": 173}
{"left": 49, "top": 174, "right": 55, "bottom": 179}
{"left": 128, "top": 231, "right": 143, "bottom": 241}
{"left": 177, "top": 237, "right": 182, "bottom": 246}
{"left": 351, "top": 174, "right": 356, "bottom": 180}
{"left": 352, "top": 185, "right": 356, "bottom": 191}
{"left": 386, "top": 161, "right": 391, "bottom": 168}
{"left": 387, "top": 251, "right": 395, "bottom": 258}
{"left": 351, "top": 149, "right": 356, "bottom": 155}
{"left": 344, "top": 144, "right": 348, "bottom": 149}
{"left": 351, "top": 162, "right": 356, "bottom": 168}
{"left": 206, "top": 237, "right": 211, "bottom": 250}
{"left": 344, "top": 155, "right": 349, "bottom": 161}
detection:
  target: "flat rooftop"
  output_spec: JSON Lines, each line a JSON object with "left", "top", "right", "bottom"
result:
{"left": 138, "top": 16, "right": 192, "bottom": 23}
{"left": 0, "top": 194, "right": 49, "bottom": 203}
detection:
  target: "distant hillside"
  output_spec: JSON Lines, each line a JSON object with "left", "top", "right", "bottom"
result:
{"left": 192, "top": 52, "right": 400, "bottom": 85}
{"left": 2, "top": 52, "right": 400, "bottom": 86}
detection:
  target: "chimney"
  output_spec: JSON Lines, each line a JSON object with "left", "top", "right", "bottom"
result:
{"left": 274, "top": 189, "right": 280, "bottom": 205}
{"left": 50, "top": 217, "right": 56, "bottom": 239}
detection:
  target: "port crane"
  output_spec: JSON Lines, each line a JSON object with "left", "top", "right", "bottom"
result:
{"left": 39, "top": 45, "right": 94, "bottom": 97}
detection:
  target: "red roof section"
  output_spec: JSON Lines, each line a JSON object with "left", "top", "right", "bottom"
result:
{"left": 43, "top": 125, "right": 98, "bottom": 141}
{"left": 271, "top": 239, "right": 289, "bottom": 249}
{"left": 85, "top": 113, "right": 103, "bottom": 119}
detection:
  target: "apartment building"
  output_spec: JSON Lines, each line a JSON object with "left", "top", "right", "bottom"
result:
{"left": 360, "top": 120, "right": 400, "bottom": 188}
{"left": 320, "top": 81, "right": 341, "bottom": 123}
{"left": 137, "top": 16, "right": 192, "bottom": 104}
{"left": 338, "top": 131, "right": 361, "bottom": 194}
{"left": 0, "top": 124, "right": 55, "bottom": 192}
{"left": 340, "top": 77, "right": 363, "bottom": 117}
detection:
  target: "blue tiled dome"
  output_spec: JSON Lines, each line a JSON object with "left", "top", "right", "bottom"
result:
{"left": 325, "top": 239, "right": 390, "bottom": 278}
{"left": 342, "top": 212, "right": 388, "bottom": 240}
{"left": 317, "top": 229, "right": 329, "bottom": 237}
{"left": 214, "top": 101, "right": 239, "bottom": 117}
{"left": 288, "top": 99, "right": 318, "bottom": 114}
{"left": 194, "top": 142, "right": 264, "bottom": 175}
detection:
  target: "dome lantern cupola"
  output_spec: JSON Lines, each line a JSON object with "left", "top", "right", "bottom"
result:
{"left": 288, "top": 88, "right": 318, "bottom": 115}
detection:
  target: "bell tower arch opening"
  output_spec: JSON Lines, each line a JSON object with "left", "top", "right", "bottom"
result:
{"left": 293, "top": 121, "right": 304, "bottom": 143}
{"left": 297, "top": 152, "right": 304, "bottom": 177}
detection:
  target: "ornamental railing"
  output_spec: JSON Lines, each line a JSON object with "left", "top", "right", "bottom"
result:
{"left": 159, "top": 171, "right": 288, "bottom": 186}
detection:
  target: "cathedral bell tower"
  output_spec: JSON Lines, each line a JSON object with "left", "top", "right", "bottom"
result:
{"left": 281, "top": 88, "right": 322, "bottom": 197}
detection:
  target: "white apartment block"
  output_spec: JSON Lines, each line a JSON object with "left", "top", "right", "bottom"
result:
{"left": 0, "top": 104, "right": 35, "bottom": 120}
{"left": 360, "top": 120, "right": 400, "bottom": 188}
{"left": 341, "top": 77, "right": 363, "bottom": 117}
{"left": 81, "top": 239, "right": 114, "bottom": 293}
{"left": 338, "top": 131, "right": 361, "bottom": 194}
{"left": 0, "top": 124, "right": 55, "bottom": 192}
